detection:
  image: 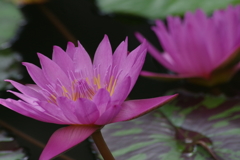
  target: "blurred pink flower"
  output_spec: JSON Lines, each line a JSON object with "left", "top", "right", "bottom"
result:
{"left": 0, "top": 35, "right": 177, "bottom": 159}
{"left": 136, "top": 6, "right": 240, "bottom": 85}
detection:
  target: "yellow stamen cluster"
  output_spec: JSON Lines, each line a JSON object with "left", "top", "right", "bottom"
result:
{"left": 94, "top": 74, "right": 101, "bottom": 89}
{"left": 107, "top": 76, "right": 117, "bottom": 96}
{"left": 47, "top": 75, "right": 118, "bottom": 103}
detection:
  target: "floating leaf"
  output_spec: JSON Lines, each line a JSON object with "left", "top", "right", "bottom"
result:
{"left": 0, "top": 128, "right": 28, "bottom": 160}
{"left": 0, "top": 0, "right": 22, "bottom": 44}
{"left": 99, "top": 92, "right": 240, "bottom": 159}
{"left": 96, "top": 0, "right": 240, "bottom": 19}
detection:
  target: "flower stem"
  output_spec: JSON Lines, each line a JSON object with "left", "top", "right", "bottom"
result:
{"left": 92, "top": 130, "right": 115, "bottom": 160}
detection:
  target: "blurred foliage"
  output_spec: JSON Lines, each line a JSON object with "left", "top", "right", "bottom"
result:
{"left": 1, "top": 0, "right": 240, "bottom": 159}
{"left": 0, "top": 0, "right": 22, "bottom": 44}
{"left": 0, "top": 0, "right": 22, "bottom": 91}
{"left": 0, "top": 128, "right": 28, "bottom": 160}
{"left": 96, "top": 0, "right": 240, "bottom": 19}
{"left": 101, "top": 92, "right": 240, "bottom": 160}
{"left": 0, "top": 47, "right": 22, "bottom": 91}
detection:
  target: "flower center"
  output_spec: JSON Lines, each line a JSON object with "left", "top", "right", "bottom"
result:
{"left": 47, "top": 75, "right": 118, "bottom": 103}
{"left": 73, "top": 80, "right": 95, "bottom": 100}
{"left": 106, "top": 76, "right": 117, "bottom": 96}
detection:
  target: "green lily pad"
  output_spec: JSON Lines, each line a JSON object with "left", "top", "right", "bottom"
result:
{"left": 0, "top": 1, "right": 23, "bottom": 91}
{"left": 96, "top": 0, "right": 240, "bottom": 19}
{"left": 99, "top": 92, "right": 240, "bottom": 159}
{"left": 0, "top": 0, "right": 22, "bottom": 44}
{"left": 0, "top": 128, "right": 28, "bottom": 160}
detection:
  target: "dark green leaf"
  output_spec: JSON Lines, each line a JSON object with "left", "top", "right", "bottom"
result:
{"left": 99, "top": 93, "right": 240, "bottom": 159}
{"left": 96, "top": 0, "right": 240, "bottom": 19}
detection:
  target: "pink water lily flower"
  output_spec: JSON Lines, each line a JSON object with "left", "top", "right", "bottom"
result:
{"left": 136, "top": 6, "right": 240, "bottom": 86}
{"left": 0, "top": 35, "right": 177, "bottom": 159}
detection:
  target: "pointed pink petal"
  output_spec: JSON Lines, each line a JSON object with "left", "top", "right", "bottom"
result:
{"left": 155, "top": 18, "right": 198, "bottom": 74}
{"left": 8, "top": 90, "right": 39, "bottom": 104}
{"left": 95, "top": 105, "right": 122, "bottom": 125}
{"left": 113, "top": 37, "right": 128, "bottom": 70}
{"left": 22, "top": 62, "right": 49, "bottom": 89}
{"left": 93, "top": 35, "right": 113, "bottom": 78}
{"left": 161, "top": 17, "right": 190, "bottom": 69}
{"left": 111, "top": 76, "right": 131, "bottom": 104}
{"left": 37, "top": 53, "right": 70, "bottom": 87}
{"left": 73, "top": 41, "right": 93, "bottom": 78}
{"left": 74, "top": 98, "right": 100, "bottom": 124}
{"left": 93, "top": 88, "right": 110, "bottom": 115}
{"left": 56, "top": 97, "right": 80, "bottom": 124}
{"left": 39, "top": 126, "right": 99, "bottom": 160}
{"left": 25, "top": 84, "right": 41, "bottom": 91}
{"left": 120, "top": 41, "right": 147, "bottom": 89}
{"left": 0, "top": 98, "right": 40, "bottom": 118}
{"left": 38, "top": 101, "right": 71, "bottom": 124}
{"left": 203, "top": 19, "right": 223, "bottom": 66}
{"left": 124, "top": 40, "right": 146, "bottom": 68}
{"left": 66, "top": 41, "right": 76, "bottom": 59}
{"left": 127, "top": 48, "right": 147, "bottom": 90}
{"left": 181, "top": 13, "right": 211, "bottom": 75}
{"left": 0, "top": 99, "right": 64, "bottom": 124}
{"left": 111, "top": 94, "right": 178, "bottom": 123}
{"left": 6, "top": 80, "right": 45, "bottom": 100}
{"left": 52, "top": 46, "right": 74, "bottom": 74}
{"left": 135, "top": 32, "right": 176, "bottom": 72}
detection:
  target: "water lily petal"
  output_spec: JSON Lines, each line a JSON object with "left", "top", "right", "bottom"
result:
{"left": 135, "top": 32, "right": 177, "bottom": 72}
{"left": 111, "top": 94, "right": 178, "bottom": 123}
{"left": 22, "top": 62, "right": 50, "bottom": 90}
{"left": 114, "top": 42, "right": 146, "bottom": 91}
{"left": 6, "top": 80, "right": 45, "bottom": 100}
{"left": 66, "top": 41, "right": 76, "bottom": 59}
{"left": 113, "top": 37, "right": 128, "bottom": 70}
{"left": 39, "top": 126, "right": 99, "bottom": 160}
{"left": 136, "top": 6, "right": 240, "bottom": 83}
{"left": 52, "top": 46, "right": 74, "bottom": 74}
{"left": 0, "top": 99, "right": 64, "bottom": 124}
{"left": 95, "top": 105, "right": 122, "bottom": 125}
{"left": 73, "top": 41, "right": 93, "bottom": 78}
{"left": 74, "top": 98, "right": 100, "bottom": 124}
{"left": 127, "top": 49, "right": 147, "bottom": 90}
{"left": 93, "top": 35, "right": 112, "bottom": 79}
{"left": 8, "top": 90, "right": 39, "bottom": 104}
{"left": 111, "top": 76, "right": 131, "bottom": 104}
{"left": 93, "top": 88, "right": 110, "bottom": 115}
{"left": 56, "top": 97, "right": 80, "bottom": 124}
{"left": 37, "top": 53, "right": 70, "bottom": 87}
{"left": 25, "top": 84, "right": 41, "bottom": 91}
{"left": 38, "top": 101, "right": 71, "bottom": 123}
